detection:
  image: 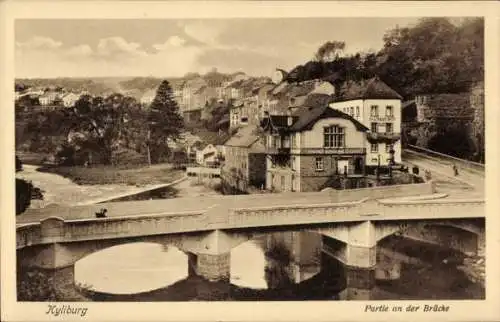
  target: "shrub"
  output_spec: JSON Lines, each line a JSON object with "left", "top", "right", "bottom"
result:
{"left": 16, "top": 179, "right": 33, "bottom": 215}
{"left": 16, "top": 155, "right": 23, "bottom": 172}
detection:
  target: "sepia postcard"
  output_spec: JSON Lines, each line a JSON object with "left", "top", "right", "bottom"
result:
{"left": 1, "top": 1, "right": 499, "bottom": 321}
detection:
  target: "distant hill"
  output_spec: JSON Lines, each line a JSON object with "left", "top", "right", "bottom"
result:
{"left": 15, "top": 77, "right": 126, "bottom": 96}
{"left": 15, "top": 71, "right": 247, "bottom": 99}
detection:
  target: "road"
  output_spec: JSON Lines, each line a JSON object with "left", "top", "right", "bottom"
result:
{"left": 402, "top": 150, "right": 485, "bottom": 199}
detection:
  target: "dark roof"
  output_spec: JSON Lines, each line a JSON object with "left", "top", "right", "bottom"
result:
{"left": 303, "top": 93, "right": 334, "bottom": 108}
{"left": 191, "top": 141, "right": 208, "bottom": 150}
{"left": 287, "top": 81, "right": 317, "bottom": 97}
{"left": 336, "top": 77, "right": 403, "bottom": 102}
{"left": 224, "top": 125, "right": 264, "bottom": 151}
{"left": 290, "top": 106, "right": 369, "bottom": 132}
{"left": 260, "top": 115, "right": 298, "bottom": 132}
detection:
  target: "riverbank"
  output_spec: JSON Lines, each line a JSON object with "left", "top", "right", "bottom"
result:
{"left": 38, "top": 163, "right": 184, "bottom": 186}
{"left": 16, "top": 165, "right": 186, "bottom": 208}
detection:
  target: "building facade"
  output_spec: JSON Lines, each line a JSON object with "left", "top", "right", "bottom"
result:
{"left": 222, "top": 125, "right": 266, "bottom": 193}
{"left": 261, "top": 107, "right": 369, "bottom": 192}
{"left": 329, "top": 77, "right": 403, "bottom": 169}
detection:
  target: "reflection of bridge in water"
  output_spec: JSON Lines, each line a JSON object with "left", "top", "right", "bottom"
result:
{"left": 16, "top": 181, "right": 485, "bottom": 300}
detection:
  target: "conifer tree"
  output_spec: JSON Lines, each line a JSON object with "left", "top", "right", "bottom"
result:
{"left": 147, "top": 80, "right": 184, "bottom": 164}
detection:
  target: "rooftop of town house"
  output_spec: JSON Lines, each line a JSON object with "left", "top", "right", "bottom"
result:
{"left": 260, "top": 114, "right": 298, "bottom": 132}
{"left": 334, "top": 76, "right": 403, "bottom": 102}
{"left": 191, "top": 141, "right": 210, "bottom": 151}
{"left": 253, "top": 83, "right": 276, "bottom": 97}
{"left": 290, "top": 105, "right": 370, "bottom": 132}
{"left": 303, "top": 93, "right": 334, "bottom": 108}
{"left": 261, "top": 103, "right": 369, "bottom": 134}
{"left": 224, "top": 125, "right": 265, "bottom": 151}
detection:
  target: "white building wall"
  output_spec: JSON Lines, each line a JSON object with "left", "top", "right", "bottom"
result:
{"left": 331, "top": 98, "right": 402, "bottom": 167}
{"left": 302, "top": 118, "right": 365, "bottom": 149}
{"left": 363, "top": 99, "right": 401, "bottom": 133}
{"left": 329, "top": 100, "right": 364, "bottom": 123}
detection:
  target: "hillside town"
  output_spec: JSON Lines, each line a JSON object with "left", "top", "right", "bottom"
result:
{"left": 15, "top": 66, "right": 485, "bottom": 195}
{"left": 12, "top": 16, "right": 487, "bottom": 305}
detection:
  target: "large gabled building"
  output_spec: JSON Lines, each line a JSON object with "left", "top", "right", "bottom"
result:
{"left": 261, "top": 105, "right": 369, "bottom": 192}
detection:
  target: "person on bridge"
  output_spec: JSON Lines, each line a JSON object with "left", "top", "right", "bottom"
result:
{"left": 452, "top": 164, "right": 459, "bottom": 176}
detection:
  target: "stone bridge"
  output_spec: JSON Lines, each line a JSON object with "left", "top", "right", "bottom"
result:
{"left": 17, "top": 181, "right": 484, "bottom": 299}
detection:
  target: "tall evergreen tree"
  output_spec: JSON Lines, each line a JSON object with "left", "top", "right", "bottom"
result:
{"left": 147, "top": 80, "right": 184, "bottom": 164}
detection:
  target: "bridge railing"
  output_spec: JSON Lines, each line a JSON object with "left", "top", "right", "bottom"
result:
{"left": 16, "top": 223, "right": 41, "bottom": 249}
{"left": 406, "top": 144, "right": 485, "bottom": 172}
{"left": 376, "top": 199, "right": 485, "bottom": 218}
{"left": 227, "top": 200, "right": 366, "bottom": 228}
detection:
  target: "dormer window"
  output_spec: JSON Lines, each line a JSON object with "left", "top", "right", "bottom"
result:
{"left": 324, "top": 125, "right": 345, "bottom": 148}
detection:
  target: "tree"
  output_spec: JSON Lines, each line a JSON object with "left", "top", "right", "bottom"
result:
{"left": 65, "top": 94, "right": 145, "bottom": 165}
{"left": 314, "top": 41, "right": 346, "bottom": 62}
{"left": 147, "top": 80, "right": 184, "bottom": 164}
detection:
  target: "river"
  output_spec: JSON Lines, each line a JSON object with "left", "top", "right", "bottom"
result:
{"left": 18, "top": 167, "right": 485, "bottom": 301}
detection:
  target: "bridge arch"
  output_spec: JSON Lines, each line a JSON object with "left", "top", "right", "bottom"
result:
{"left": 375, "top": 220, "right": 481, "bottom": 255}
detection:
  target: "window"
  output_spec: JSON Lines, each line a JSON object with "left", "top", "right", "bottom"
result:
{"left": 356, "top": 106, "right": 360, "bottom": 117}
{"left": 386, "top": 123, "right": 393, "bottom": 133}
{"left": 291, "top": 157, "right": 296, "bottom": 171}
{"left": 386, "top": 144, "right": 394, "bottom": 153}
{"left": 281, "top": 176, "right": 285, "bottom": 191}
{"left": 350, "top": 107, "right": 354, "bottom": 116}
{"left": 272, "top": 136, "right": 279, "bottom": 148}
{"left": 291, "top": 134, "right": 297, "bottom": 148}
{"left": 291, "top": 175, "right": 295, "bottom": 192}
{"left": 324, "top": 126, "right": 345, "bottom": 148}
{"left": 371, "top": 122, "right": 378, "bottom": 133}
{"left": 371, "top": 143, "right": 378, "bottom": 153}
{"left": 370, "top": 105, "right": 379, "bottom": 116}
{"left": 386, "top": 105, "right": 393, "bottom": 117}
{"left": 315, "top": 157, "right": 324, "bottom": 171}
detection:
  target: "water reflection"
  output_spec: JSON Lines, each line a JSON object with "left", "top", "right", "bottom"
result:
{"left": 75, "top": 243, "right": 188, "bottom": 294}
{"left": 74, "top": 232, "right": 484, "bottom": 301}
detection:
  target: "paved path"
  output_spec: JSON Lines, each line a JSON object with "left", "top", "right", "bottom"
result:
{"left": 402, "top": 150, "right": 485, "bottom": 198}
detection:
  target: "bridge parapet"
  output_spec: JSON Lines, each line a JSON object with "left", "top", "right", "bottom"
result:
{"left": 16, "top": 224, "right": 41, "bottom": 249}
{"left": 376, "top": 199, "right": 485, "bottom": 218}
{"left": 227, "top": 200, "right": 366, "bottom": 229}
{"left": 16, "top": 211, "right": 211, "bottom": 248}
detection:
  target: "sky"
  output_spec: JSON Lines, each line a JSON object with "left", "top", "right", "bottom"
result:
{"left": 15, "top": 18, "right": 428, "bottom": 79}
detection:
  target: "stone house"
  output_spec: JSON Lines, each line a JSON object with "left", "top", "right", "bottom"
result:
{"left": 261, "top": 106, "right": 369, "bottom": 192}
{"left": 222, "top": 125, "right": 266, "bottom": 193}
{"left": 195, "top": 143, "right": 219, "bottom": 166}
